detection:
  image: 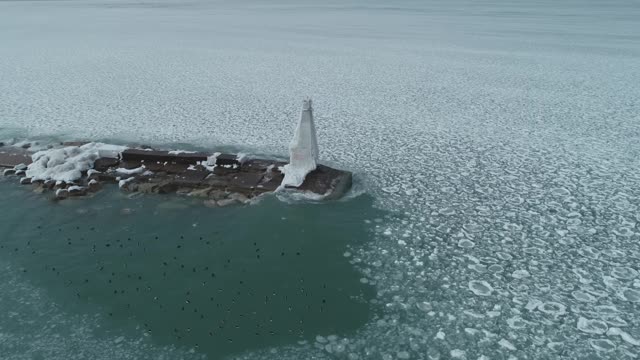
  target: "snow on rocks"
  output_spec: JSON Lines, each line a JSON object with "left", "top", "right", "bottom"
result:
{"left": 2, "top": 168, "right": 16, "bottom": 176}
{"left": 26, "top": 142, "right": 126, "bottom": 183}
{"left": 118, "top": 177, "right": 135, "bottom": 189}
{"left": 199, "top": 152, "right": 220, "bottom": 171}
{"left": 55, "top": 188, "right": 69, "bottom": 199}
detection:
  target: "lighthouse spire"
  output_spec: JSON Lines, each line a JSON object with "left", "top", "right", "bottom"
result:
{"left": 280, "top": 98, "right": 319, "bottom": 188}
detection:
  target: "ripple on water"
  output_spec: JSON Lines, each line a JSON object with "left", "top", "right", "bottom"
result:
{"left": 468, "top": 280, "right": 493, "bottom": 296}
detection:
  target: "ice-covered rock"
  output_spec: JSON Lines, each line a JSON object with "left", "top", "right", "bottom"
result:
{"left": 26, "top": 142, "right": 127, "bottom": 183}
{"left": 280, "top": 99, "right": 319, "bottom": 188}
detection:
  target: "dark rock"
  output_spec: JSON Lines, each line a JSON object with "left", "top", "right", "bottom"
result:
{"left": 156, "top": 180, "right": 178, "bottom": 194}
{"left": 242, "top": 159, "right": 286, "bottom": 172}
{"left": 121, "top": 149, "right": 208, "bottom": 165}
{"left": 173, "top": 170, "right": 209, "bottom": 187}
{"left": 15, "top": 169, "right": 25, "bottom": 176}
{"left": 215, "top": 154, "right": 240, "bottom": 167}
{"left": 68, "top": 186, "right": 87, "bottom": 196}
{"left": 88, "top": 180, "right": 101, "bottom": 192}
{"left": 2, "top": 169, "right": 16, "bottom": 176}
{"left": 188, "top": 188, "right": 211, "bottom": 197}
{"left": 229, "top": 192, "right": 250, "bottom": 203}
{"left": 136, "top": 182, "right": 158, "bottom": 194}
{"left": 20, "top": 143, "right": 31, "bottom": 149}
{"left": 176, "top": 187, "right": 192, "bottom": 196}
{"left": 14, "top": 163, "right": 28, "bottom": 171}
{"left": 96, "top": 173, "right": 118, "bottom": 183}
{"left": 93, "top": 157, "right": 119, "bottom": 172}
{"left": 19, "top": 177, "right": 32, "bottom": 185}
{"left": 54, "top": 181, "right": 67, "bottom": 189}
{"left": 0, "top": 151, "right": 32, "bottom": 168}
{"left": 217, "top": 198, "right": 238, "bottom": 207}
{"left": 297, "top": 165, "right": 353, "bottom": 200}
{"left": 212, "top": 166, "right": 237, "bottom": 176}
{"left": 208, "top": 190, "right": 227, "bottom": 200}
{"left": 33, "top": 183, "right": 46, "bottom": 194}
{"left": 256, "top": 172, "right": 284, "bottom": 192}
{"left": 62, "top": 141, "right": 89, "bottom": 147}
{"left": 43, "top": 180, "right": 56, "bottom": 189}
{"left": 226, "top": 172, "right": 263, "bottom": 193}
{"left": 119, "top": 179, "right": 138, "bottom": 192}
{"left": 119, "top": 161, "right": 146, "bottom": 170}
{"left": 55, "top": 189, "right": 69, "bottom": 200}
{"left": 203, "top": 199, "right": 218, "bottom": 208}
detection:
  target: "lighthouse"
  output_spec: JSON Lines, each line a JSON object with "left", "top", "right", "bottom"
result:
{"left": 280, "top": 99, "right": 319, "bottom": 188}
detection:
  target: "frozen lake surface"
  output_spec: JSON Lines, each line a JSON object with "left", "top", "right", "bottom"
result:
{"left": 1, "top": 0, "right": 640, "bottom": 358}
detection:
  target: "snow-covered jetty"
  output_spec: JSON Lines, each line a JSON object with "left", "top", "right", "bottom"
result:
{"left": 0, "top": 101, "right": 352, "bottom": 204}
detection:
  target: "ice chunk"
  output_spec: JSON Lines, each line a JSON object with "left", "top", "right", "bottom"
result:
{"left": 468, "top": 280, "right": 493, "bottom": 296}
{"left": 116, "top": 166, "right": 145, "bottom": 175}
{"left": 280, "top": 99, "right": 319, "bottom": 188}
{"left": 198, "top": 152, "right": 220, "bottom": 171}
{"left": 577, "top": 317, "right": 608, "bottom": 334}
{"left": 607, "top": 328, "right": 640, "bottom": 346}
{"left": 498, "top": 339, "right": 516, "bottom": 351}
{"left": 118, "top": 177, "right": 135, "bottom": 188}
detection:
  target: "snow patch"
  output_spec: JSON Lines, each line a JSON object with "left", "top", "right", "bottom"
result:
{"left": 118, "top": 177, "right": 135, "bottom": 188}
{"left": 26, "top": 143, "right": 126, "bottom": 183}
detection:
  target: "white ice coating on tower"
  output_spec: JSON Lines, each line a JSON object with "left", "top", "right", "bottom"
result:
{"left": 280, "top": 99, "right": 319, "bottom": 188}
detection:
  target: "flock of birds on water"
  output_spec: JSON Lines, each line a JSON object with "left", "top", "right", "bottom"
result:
{"left": 0, "top": 187, "right": 372, "bottom": 357}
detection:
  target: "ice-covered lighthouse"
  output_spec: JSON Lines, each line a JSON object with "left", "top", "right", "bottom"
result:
{"left": 280, "top": 99, "right": 319, "bottom": 188}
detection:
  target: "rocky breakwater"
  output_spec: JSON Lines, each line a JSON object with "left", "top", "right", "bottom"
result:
{"left": 0, "top": 143, "right": 352, "bottom": 205}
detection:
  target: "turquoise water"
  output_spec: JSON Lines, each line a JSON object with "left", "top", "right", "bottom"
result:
{"left": 0, "top": 178, "right": 381, "bottom": 359}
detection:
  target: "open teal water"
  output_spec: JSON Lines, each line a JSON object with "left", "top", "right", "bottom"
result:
{"left": 0, "top": 177, "right": 381, "bottom": 359}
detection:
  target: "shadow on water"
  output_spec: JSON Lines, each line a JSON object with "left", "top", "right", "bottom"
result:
{"left": 0, "top": 179, "right": 382, "bottom": 359}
